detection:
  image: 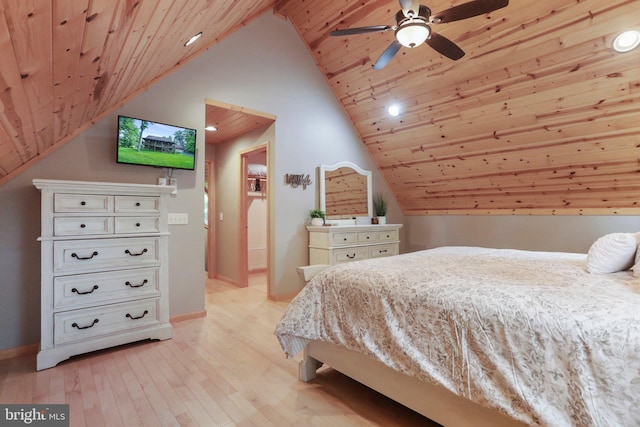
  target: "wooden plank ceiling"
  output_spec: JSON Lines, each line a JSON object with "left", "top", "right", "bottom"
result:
{"left": 277, "top": 0, "right": 640, "bottom": 214}
{"left": 0, "top": 0, "right": 275, "bottom": 185}
{"left": 205, "top": 99, "right": 275, "bottom": 145}
{"left": 1, "top": 1, "right": 639, "bottom": 215}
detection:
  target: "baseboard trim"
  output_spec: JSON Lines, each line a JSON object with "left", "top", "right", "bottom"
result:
{"left": 170, "top": 311, "right": 207, "bottom": 323}
{"left": 268, "top": 290, "right": 298, "bottom": 302}
{"left": 214, "top": 274, "right": 240, "bottom": 287}
{"left": 0, "top": 343, "right": 38, "bottom": 361}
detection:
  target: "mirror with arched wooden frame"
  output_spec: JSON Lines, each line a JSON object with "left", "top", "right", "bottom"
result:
{"left": 319, "top": 161, "right": 372, "bottom": 222}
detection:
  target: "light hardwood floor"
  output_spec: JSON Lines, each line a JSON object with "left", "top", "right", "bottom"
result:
{"left": 0, "top": 274, "right": 439, "bottom": 426}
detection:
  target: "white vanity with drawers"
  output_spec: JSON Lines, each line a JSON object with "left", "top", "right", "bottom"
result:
{"left": 33, "top": 179, "right": 174, "bottom": 370}
{"left": 299, "top": 161, "right": 403, "bottom": 282}
{"left": 307, "top": 224, "right": 402, "bottom": 265}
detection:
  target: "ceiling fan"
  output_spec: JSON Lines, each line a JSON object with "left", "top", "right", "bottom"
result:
{"left": 330, "top": 0, "right": 509, "bottom": 70}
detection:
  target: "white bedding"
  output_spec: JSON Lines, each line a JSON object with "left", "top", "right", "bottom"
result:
{"left": 274, "top": 246, "right": 640, "bottom": 426}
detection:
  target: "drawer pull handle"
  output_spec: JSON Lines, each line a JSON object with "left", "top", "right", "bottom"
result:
{"left": 80, "top": 224, "right": 86, "bottom": 228}
{"left": 71, "top": 251, "right": 98, "bottom": 260}
{"left": 346, "top": 253, "right": 356, "bottom": 259}
{"left": 125, "top": 248, "right": 148, "bottom": 256}
{"left": 379, "top": 249, "right": 388, "bottom": 254}
{"left": 136, "top": 223, "right": 141, "bottom": 227}
{"left": 366, "top": 236, "right": 370, "bottom": 239}
{"left": 80, "top": 201, "right": 86, "bottom": 206}
{"left": 72, "top": 285, "right": 99, "bottom": 295}
{"left": 135, "top": 202, "right": 141, "bottom": 207}
{"left": 343, "top": 238, "right": 347, "bottom": 241}
{"left": 125, "top": 279, "right": 148, "bottom": 288}
{"left": 126, "top": 310, "right": 149, "bottom": 320}
{"left": 72, "top": 319, "right": 99, "bottom": 330}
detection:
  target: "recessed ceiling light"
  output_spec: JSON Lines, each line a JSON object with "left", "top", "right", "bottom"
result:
{"left": 184, "top": 32, "right": 202, "bottom": 47}
{"left": 613, "top": 30, "right": 640, "bottom": 53}
{"left": 387, "top": 105, "right": 400, "bottom": 117}
{"left": 205, "top": 125, "right": 218, "bottom": 132}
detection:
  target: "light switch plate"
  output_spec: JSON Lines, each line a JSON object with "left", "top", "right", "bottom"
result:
{"left": 168, "top": 213, "right": 188, "bottom": 225}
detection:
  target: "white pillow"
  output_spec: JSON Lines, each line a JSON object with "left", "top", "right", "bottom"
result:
{"left": 632, "top": 243, "right": 640, "bottom": 277}
{"left": 586, "top": 233, "right": 638, "bottom": 274}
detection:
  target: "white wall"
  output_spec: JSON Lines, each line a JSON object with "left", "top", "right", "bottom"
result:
{"left": 405, "top": 215, "right": 640, "bottom": 254}
{"left": 248, "top": 197, "right": 268, "bottom": 272}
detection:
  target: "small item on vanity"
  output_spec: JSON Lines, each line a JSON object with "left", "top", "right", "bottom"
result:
{"left": 373, "top": 193, "right": 387, "bottom": 225}
{"left": 371, "top": 217, "right": 379, "bottom": 224}
{"left": 309, "top": 209, "right": 326, "bottom": 226}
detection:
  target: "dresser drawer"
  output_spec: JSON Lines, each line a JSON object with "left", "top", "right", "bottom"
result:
{"left": 54, "top": 299, "right": 160, "bottom": 345}
{"left": 115, "top": 196, "right": 160, "bottom": 213}
{"left": 54, "top": 217, "right": 113, "bottom": 236}
{"left": 54, "top": 268, "right": 160, "bottom": 310}
{"left": 368, "top": 243, "right": 398, "bottom": 259}
{"left": 331, "top": 232, "right": 357, "bottom": 246}
{"left": 333, "top": 247, "right": 368, "bottom": 264}
{"left": 357, "top": 231, "right": 379, "bottom": 244}
{"left": 54, "top": 194, "right": 112, "bottom": 213}
{"left": 53, "top": 237, "right": 160, "bottom": 273}
{"left": 379, "top": 229, "right": 399, "bottom": 242}
{"left": 114, "top": 217, "right": 160, "bottom": 234}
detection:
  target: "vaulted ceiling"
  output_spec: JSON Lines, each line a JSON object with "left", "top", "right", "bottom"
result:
{"left": 1, "top": 0, "right": 639, "bottom": 214}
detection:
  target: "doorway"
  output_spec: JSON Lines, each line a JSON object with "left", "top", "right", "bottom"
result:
{"left": 240, "top": 143, "right": 270, "bottom": 292}
{"left": 204, "top": 99, "right": 274, "bottom": 296}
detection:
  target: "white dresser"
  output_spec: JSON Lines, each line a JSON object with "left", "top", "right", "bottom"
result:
{"left": 33, "top": 179, "right": 174, "bottom": 370}
{"left": 308, "top": 224, "right": 402, "bottom": 265}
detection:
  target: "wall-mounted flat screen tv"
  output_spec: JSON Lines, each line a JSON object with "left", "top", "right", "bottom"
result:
{"left": 117, "top": 115, "right": 196, "bottom": 170}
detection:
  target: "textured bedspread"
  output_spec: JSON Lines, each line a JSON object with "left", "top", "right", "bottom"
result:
{"left": 274, "top": 247, "right": 640, "bottom": 426}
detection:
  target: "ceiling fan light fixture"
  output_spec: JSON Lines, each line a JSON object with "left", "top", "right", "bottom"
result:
{"left": 395, "top": 21, "right": 431, "bottom": 48}
{"left": 387, "top": 104, "right": 401, "bottom": 116}
{"left": 613, "top": 30, "right": 640, "bottom": 53}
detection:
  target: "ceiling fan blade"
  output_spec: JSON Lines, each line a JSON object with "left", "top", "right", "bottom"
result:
{"left": 330, "top": 26, "right": 392, "bottom": 36}
{"left": 432, "top": 0, "right": 508, "bottom": 23}
{"left": 426, "top": 32, "right": 465, "bottom": 60}
{"left": 399, "top": 0, "right": 420, "bottom": 17}
{"left": 373, "top": 40, "right": 402, "bottom": 70}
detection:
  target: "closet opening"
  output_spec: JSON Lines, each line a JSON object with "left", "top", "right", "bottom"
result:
{"left": 240, "top": 144, "right": 269, "bottom": 292}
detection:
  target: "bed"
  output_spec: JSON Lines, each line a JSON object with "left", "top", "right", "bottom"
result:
{"left": 274, "top": 245, "right": 640, "bottom": 427}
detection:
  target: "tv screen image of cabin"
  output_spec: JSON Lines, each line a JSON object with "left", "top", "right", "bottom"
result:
{"left": 117, "top": 116, "right": 196, "bottom": 170}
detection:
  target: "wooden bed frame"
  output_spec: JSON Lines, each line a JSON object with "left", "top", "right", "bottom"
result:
{"left": 299, "top": 340, "right": 528, "bottom": 427}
